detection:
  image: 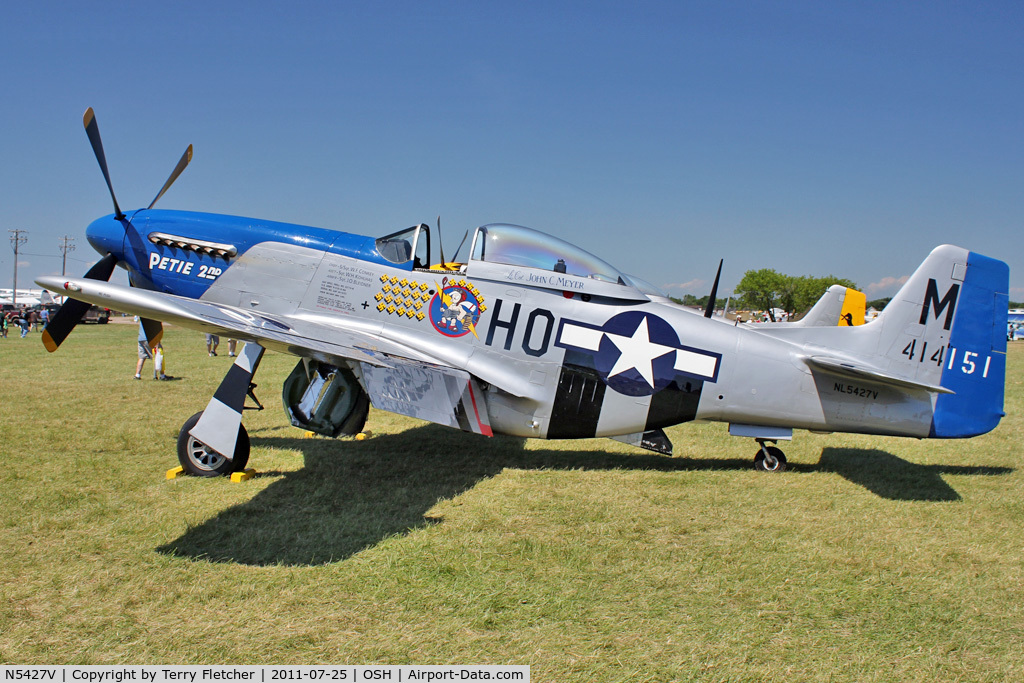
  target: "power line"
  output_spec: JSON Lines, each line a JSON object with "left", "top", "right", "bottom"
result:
{"left": 9, "top": 229, "right": 28, "bottom": 306}
{"left": 59, "top": 235, "right": 75, "bottom": 276}
{"left": 17, "top": 252, "right": 93, "bottom": 263}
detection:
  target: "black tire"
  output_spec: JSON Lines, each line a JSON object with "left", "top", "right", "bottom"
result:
{"left": 176, "top": 411, "right": 250, "bottom": 477}
{"left": 754, "top": 446, "right": 787, "bottom": 472}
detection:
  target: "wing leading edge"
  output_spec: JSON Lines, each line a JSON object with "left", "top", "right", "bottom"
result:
{"left": 36, "top": 276, "right": 498, "bottom": 436}
{"left": 36, "top": 275, "right": 426, "bottom": 366}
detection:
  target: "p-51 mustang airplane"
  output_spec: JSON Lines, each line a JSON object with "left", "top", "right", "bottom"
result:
{"left": 39, "top": 109, "right": 1008, "bottom": 476}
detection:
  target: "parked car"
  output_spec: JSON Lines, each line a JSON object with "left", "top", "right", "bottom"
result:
{"left": 82, "top": 306, "right": 110, "bottom": 324}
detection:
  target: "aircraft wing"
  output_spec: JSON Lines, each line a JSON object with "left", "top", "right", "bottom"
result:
{"left": 35, "top": 276, "right": 433, "bottom": 368}
{"left": 37, "top": 276, "right": 501, "bottom": 436}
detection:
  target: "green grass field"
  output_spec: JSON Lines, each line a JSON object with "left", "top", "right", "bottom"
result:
{"left": 1, "top": 321, "right": 1022, "bottom": 681}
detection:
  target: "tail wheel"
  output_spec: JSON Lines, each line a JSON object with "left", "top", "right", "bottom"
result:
{"left": 754, "top": 446, "right": 787, "bottom": 472}
{"left": 176, "top": 411, "right": 250, "bottom": 477}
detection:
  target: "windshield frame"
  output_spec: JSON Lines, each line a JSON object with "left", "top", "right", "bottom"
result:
{"left": 375, "top": 224, "right": 430, "bottom": 267}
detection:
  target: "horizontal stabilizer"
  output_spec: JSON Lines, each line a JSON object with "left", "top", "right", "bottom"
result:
{"left": 804, "top": 355, "right": 953, "bottom": 395}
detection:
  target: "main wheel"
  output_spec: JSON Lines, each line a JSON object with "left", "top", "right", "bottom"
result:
{"left": 754, "top": 446, "right": 787, "bottom": 472}
{"left": 176, "top": 411, "right": 250, "bottom": 477}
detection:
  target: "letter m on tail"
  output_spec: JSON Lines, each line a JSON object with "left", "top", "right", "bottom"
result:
{"left": 919, "top": 278, "right": 960, "bottom": 330}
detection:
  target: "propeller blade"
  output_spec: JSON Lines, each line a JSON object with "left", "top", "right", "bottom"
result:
{"left": 704, "top": 259, "right": 723, "bottom": 319}
{"left": 83, "top": 108, "right": 124, "bottom": 220}
{"left": 41, "top": 253, "right": 118, "bottom": 352}
{"left": 140, "top": 318, "right": 164, "bottom": 348}
{"left": 83, "top": 251, "right": 118, "bottom": 279}
{"left": 147, "top": 144, "right": 193, "bottom": 210}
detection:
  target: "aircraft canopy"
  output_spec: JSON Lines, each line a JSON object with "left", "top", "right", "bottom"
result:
{"left": 470, "top": 224, "right": 624, "bottom": 284}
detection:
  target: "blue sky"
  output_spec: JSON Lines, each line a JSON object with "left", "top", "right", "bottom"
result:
{"left": 2, "top": 1, "right": 1022, "bottom": 302}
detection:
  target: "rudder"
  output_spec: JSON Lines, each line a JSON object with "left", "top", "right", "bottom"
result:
{"left": 931, "top": 251, "right": 1008, "bottom": 437}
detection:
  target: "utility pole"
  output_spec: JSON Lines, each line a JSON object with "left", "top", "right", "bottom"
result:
{"left": 59, "top": 235, "right": 76, "bottom": 276}
{"left": 9, "top": 229, "right": 28, "bottom": 306}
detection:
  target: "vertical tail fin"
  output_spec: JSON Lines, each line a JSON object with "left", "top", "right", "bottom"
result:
{"left": 874, "top": 245, "right": 1008, "bottom": 437}
{"left": 796, "top": 285, "right": 866, "bottom": 327}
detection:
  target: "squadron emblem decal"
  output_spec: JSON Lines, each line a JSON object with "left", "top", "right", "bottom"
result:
{"left": 372, "top": 274, "right": 487, "bottom": 339}
{"left": 431, "top": 278, "right": 486, "bottom": 338}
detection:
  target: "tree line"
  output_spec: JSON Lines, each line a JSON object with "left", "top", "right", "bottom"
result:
{"left": 733, "top": 270, "right": 858, "bottom": 320}
{"left": 677, "top": 269, "right": 858, "bottom": 321}
{"left": 678, "top": 270, "right": 1024, "bottom": 321}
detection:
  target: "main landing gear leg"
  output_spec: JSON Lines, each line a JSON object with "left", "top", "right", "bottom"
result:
{"left": 177, "top": 342, "right": 266, "bottom": 477}
{"left": 753, "top": 439, "right": 787, "bottom": 472}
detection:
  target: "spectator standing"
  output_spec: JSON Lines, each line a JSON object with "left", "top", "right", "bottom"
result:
{"left": 135, "top": 322, "right": 152, "bottom": 379}
{"left": 206, "top": 333, "right": 219, "bottom": 356}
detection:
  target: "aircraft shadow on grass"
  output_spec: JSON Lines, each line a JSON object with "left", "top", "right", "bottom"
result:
{"left": 157, "top": 424, "right": 1013, "bottom": 566}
